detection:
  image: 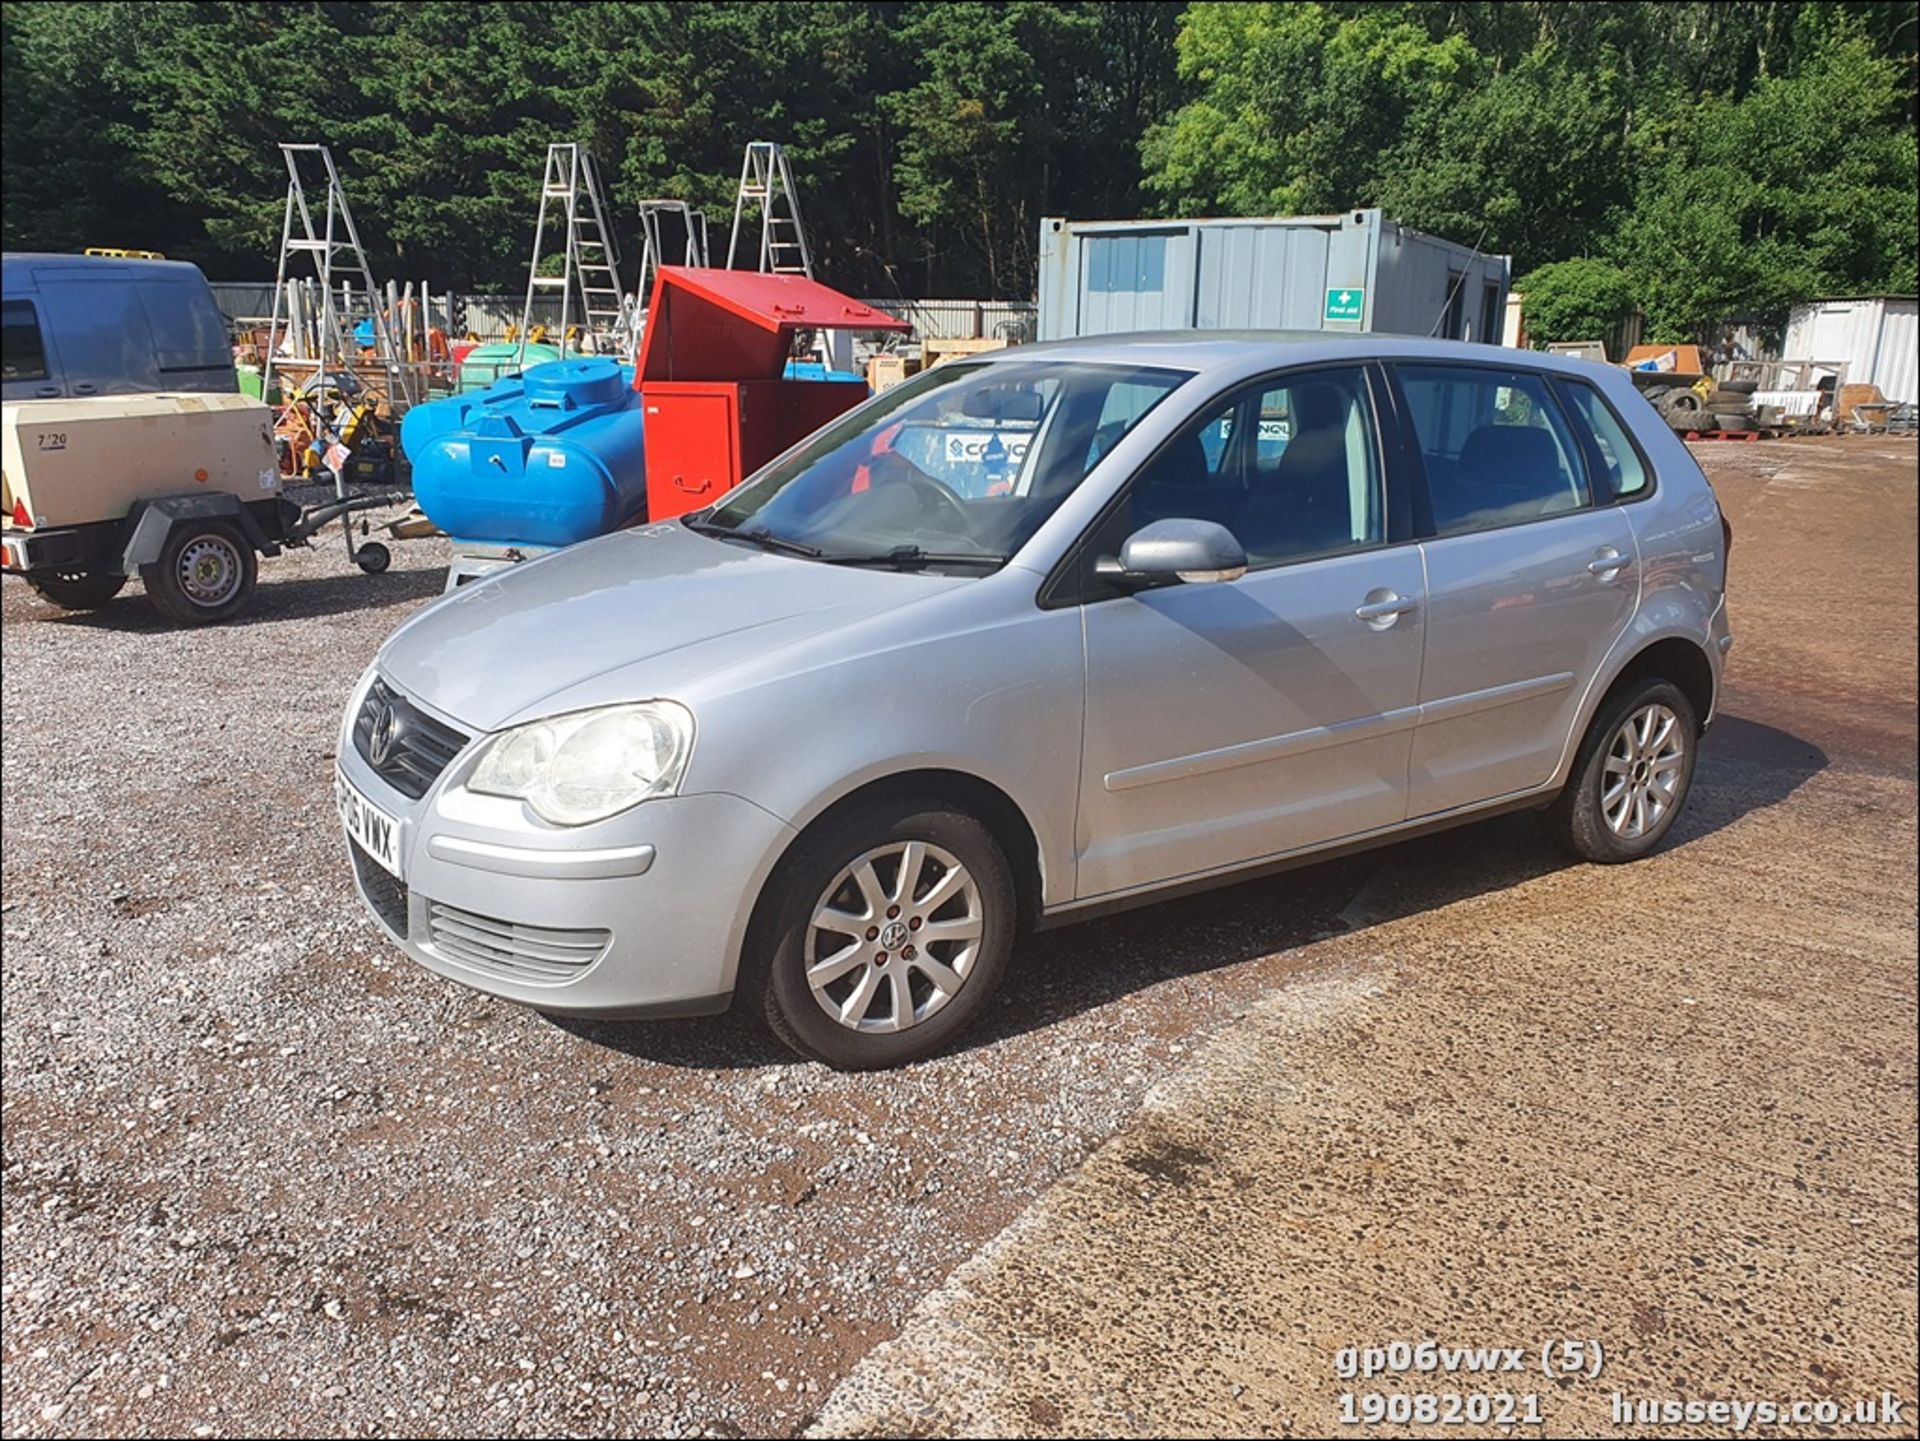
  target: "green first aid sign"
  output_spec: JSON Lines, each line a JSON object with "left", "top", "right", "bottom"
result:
{"left": 1325, "top": 287, "right": 1365, "bottom": 323}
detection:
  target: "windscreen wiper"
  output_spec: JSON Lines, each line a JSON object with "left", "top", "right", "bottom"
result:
{"left": 823, "top": 545, "right": 1004, "bottom": 570}
{"left": 683, "top": 518, "right": 824, "bottom": 559}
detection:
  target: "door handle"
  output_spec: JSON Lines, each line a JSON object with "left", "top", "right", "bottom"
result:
{"left": 71, "top": 383, "right": 98, "bottom": 395}
{"left": 1355, "top": 592, "right": 1418, "bottom": 626}
{"left": 34, "top": 385, "right": 59, "bottom": 398}
{"left": 1587, "top": 547, "right": 1628, "bottom": 578}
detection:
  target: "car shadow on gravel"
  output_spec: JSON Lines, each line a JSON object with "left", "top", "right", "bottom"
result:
{"left": 557, "top": 712, "right": 1826, "bottom": 1069}
{"left": 24, "top": 565, "right": 444, "bottom": 631}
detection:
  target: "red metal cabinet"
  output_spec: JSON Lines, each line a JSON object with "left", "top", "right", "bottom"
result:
{"left": 634, "top": 268, "right": 908, "bottom": 522}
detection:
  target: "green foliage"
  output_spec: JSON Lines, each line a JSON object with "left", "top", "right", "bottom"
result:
{"left": 2, "top": 0, "right": 1916, "bottom": 327}
{"left": 0, "top": 0, "right": 1179, "bottom": 296}
{"left": 1513, "top": 259, "right": 1636, "bottom": 348}
{"left": 1145, "top": 1, "right": 1919, "bottom": 338}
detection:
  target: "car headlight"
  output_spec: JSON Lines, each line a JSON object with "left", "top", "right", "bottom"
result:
{"left": 468, "top": 701, "right": 694, "bottom": 826}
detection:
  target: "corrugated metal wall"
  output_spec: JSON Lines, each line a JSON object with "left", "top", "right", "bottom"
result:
{"left": 212, "top": 283, "right": 1034, "bottom": 348}
{"left": 1037, "top": 211, "right": 1510, "bottom": 342}
{"left": 1783, "top": 298, "right": 1917, "bottom": 404}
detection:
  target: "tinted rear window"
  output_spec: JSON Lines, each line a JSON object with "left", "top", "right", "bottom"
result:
{"left": 1397, "top": 364, "right": 1590, "bottom": 536}
{"left": 2, "top": 300, "right": 49, "bottom": 382}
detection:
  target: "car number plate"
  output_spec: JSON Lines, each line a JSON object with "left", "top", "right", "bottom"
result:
{"left": 336, "top": 767, "right": 403, "bottom": 878}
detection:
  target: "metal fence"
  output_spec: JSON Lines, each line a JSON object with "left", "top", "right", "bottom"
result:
{"left": 211, "top": 281, "right": 1034, "bottom": 348}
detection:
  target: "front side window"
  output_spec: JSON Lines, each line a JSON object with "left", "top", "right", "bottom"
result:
{"left": 1093, "top": 366, "right": 1384, "bottom": 571}
{"left": 1560, "top": 380, "right": 1650, "bottom": 499}
{"left": 1397, "top": 365, "right": 1589, "bottom": 536}
{"left": 706, "top": 359, "right": 1187, "bottom": 569}
{"left": 2, "top": 300, "right": 49, "bottom": 382}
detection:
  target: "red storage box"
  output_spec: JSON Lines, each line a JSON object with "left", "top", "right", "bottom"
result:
{"left": 634, "top": 268, "right": 909, "bottom": 521}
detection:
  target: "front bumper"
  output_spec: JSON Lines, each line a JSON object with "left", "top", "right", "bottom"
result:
{"left": 337, "top": 685, "right": 796, "bottom": 1017}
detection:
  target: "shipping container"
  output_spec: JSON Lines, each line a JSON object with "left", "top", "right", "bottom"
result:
{"left": 1782, "top": 297, "right": 1918, "bottom": 404}
{"left": 1037, "top": 209, "right": 1511, "bottom": 344}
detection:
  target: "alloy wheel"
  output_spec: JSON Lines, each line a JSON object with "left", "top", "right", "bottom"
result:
{"left": 804, "top": 840, "right": 985, "bottom": 1033}
{"left": 1601, "top": 702, "right": 1685, "bottom": 839}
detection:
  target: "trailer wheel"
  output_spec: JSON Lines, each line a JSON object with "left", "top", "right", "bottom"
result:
{"left": 25, "top": 571, "right": 128, "bottom": 611}
{"left": 141, "top": 520, "right": 257, "bottom": 626}
{"left": 355, "top": 541, "right": 392, "bottom": 575}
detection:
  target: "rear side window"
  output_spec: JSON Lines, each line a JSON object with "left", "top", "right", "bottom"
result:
{"left": 1559, "top": 380, "right": 1650, "bottom": 499}
{"left": 1396, "top": 365, "right": 1589, "bottom": 536}
{"left": 2, "top": 300, "right": 49, "bottom": 382}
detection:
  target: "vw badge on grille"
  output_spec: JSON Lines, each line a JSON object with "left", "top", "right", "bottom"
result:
{"left": 366, "top": 693, "right": 399, "bottom": 767}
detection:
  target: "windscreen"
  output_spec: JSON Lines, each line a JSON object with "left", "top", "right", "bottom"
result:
{"left": 702, "top": 359, "right": 1190, "bottom": 568}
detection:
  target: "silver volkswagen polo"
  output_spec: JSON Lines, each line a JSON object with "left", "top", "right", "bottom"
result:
{"left": 337, "top": 334, "right": 1732, "bottom": 1068}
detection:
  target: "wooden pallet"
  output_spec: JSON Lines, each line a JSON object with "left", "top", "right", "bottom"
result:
{"left": 1680, "top": 428, "right": 1766, "bottom": 442}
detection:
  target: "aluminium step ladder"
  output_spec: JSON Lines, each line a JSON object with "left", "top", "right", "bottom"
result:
{"left": 517, "top": 144, "right": 627, "bottom": 367}
{"left": 726, "top": 141, "right": 814, "bottom": 278}
{"left": 262, "top": 143, "right": 414, "bottom": 420}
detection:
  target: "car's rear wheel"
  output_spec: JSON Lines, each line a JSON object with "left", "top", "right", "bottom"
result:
{"left": 1540, "top": 677, "right": 1698, "bottom": 863}
{"left": 752, "top": 798, "right": 1016, "bottom": 1069}
{"left": 25, "top": 570, "right": 128, "bottom": 611}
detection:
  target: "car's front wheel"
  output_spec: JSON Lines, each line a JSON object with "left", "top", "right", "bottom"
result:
{"left": 1540, "top": 677, "right": 1699, "bottom": 863}
{"left": 753, "top": 798, "right": 1016, "bottom": 1069}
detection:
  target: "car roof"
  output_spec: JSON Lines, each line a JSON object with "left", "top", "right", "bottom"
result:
{"left": 984, "top": 329, "right": 1625, "bottom": 386}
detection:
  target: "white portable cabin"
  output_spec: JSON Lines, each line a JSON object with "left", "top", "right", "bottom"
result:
{"left": 1781, "top": 296, "right": 1918, "bottom": 404}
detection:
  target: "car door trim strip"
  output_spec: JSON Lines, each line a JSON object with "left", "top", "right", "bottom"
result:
{"left": 1103, "top": 671, "right": 1575, "bottom": 793}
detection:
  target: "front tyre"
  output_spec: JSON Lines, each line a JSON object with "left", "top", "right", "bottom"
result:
{"left": 1540, "top": 678, "right": 1698, "bottom": 863}
{"left": 141, "top": 520, "right": 257, "bottom": 625}
{"left": 754, "top": 799, "right": 1016, "bottom": 1069}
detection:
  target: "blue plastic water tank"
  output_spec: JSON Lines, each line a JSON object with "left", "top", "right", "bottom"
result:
{"left": 404, "top": 357, "right": 648, "bottom": 547}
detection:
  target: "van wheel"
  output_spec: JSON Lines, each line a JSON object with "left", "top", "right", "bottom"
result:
{"left": 751, "top": 798, "right": 1016, "bottom": 1069}
{"left": 25, "top": 571, "right": 128, "bottom": 611}
{"left": 141, "top": 520, "right": 257, "bottom": 625}
{"left": 1540, "top": 678, "right": 1698, "bottom": 863}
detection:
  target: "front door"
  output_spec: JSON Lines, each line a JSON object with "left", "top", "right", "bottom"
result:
{"left": 1075, "top": 365, "right": 1425, "bottom": 899}
{"left": 1392, "top": 362, "right": 1640, "bottom": 816}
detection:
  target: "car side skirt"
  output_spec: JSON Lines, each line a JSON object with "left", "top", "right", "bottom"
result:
{"left": 1035, "top": 786, "right": 1557, "bottom": 930}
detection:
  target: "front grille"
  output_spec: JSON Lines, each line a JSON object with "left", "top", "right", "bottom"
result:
{"left": 353, "top": 677, "right": 468, "bottom": 799}
{"left": 350, "top": 840, "right": 409, "bottom": 937}
{"left": 426, "top": 903, "right": 611, "bottom": 985}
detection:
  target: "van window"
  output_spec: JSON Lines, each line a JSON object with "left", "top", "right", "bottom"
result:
{"left": 138, "top": 279, "right": 229, "bottom": 373}
{"left": 1397, "top": 364, "right": 1589, "bottom": 536}
{"left": 2, "top": 301, "right": 49, "bottom": 382}
{"left": 1559, "top": 380, "right": 1650, "bottom": 499}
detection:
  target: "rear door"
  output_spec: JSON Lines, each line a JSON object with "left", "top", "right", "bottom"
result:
{"left": 30, "top": 264, "right": 159, "bottom": 395}
{"left": 1391, "top": 362, "right": 1639, "bottom": 817}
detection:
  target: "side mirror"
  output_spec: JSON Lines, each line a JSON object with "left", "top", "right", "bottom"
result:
{"left": 1098, "top": 518, "right": 1248, "bottom": 586}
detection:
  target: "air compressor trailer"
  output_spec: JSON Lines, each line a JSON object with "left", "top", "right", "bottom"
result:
{"left": 2, "top": 392, "right": 402, "bottom": 624}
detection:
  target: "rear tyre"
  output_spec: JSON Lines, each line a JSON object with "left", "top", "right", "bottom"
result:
{"left": 1539, "top": 677, "right": 1698, "bottom": 863}
{"left": 141, "top": 520, "right": 257, "bottom": 626}
{"left": 25, "top": 571, "right": 127, "bottom": 611}
{"left": 750, "top": 798, "right": 1016, "bottom": 1069}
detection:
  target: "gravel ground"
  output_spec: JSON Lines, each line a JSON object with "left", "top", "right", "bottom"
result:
{"left": 5, "top": 439, "right": 1911, "bottom": 1439}
{"left": 2, "top": 502, "right": 1374, "bottom": 1438}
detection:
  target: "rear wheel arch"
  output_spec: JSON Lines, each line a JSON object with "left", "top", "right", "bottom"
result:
{"left": 1605, "top": 636, "right": 1716, "bottom": 732}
